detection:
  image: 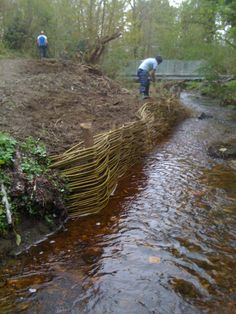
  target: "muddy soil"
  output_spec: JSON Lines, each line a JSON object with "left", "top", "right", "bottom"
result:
{"left": 0, "top": 58, "right": 141, "bottom": 154}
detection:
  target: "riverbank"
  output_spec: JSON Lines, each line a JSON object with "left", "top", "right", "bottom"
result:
{"left": 0, "top": 58, "right": 141, "bottom": 258}
{"left": 0, "top": 58, "right": 142, "bottom": 155}
{"left": 184, "top": 79, "right": 236, "bottom": 108}
{"left": 0, "top": 58, "right": 189, "bottom": 260}
{"left": 0, "top": 92, "right": 235, "bottom": 313}
{"left": 0, "top": 133, "right": 67, "bottom": 260}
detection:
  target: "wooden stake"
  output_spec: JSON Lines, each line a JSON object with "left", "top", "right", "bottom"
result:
{"left": 80, "top": 122, "right": 94, "bottom": 147}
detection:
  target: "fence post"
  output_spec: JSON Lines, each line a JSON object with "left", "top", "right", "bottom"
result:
{"left": 80, "top": 122, "right": 94, "bottom": 147}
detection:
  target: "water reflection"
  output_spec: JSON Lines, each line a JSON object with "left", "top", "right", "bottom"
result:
{"left": 0, "top": 92, "right": 236, "bottom": 313}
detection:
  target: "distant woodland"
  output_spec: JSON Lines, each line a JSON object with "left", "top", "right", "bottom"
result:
{"left": 0, "top": 0, "right": 235, "bottom": 76}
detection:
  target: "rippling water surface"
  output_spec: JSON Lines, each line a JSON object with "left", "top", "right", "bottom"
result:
{"left": 0, "top": 93, "right": 236, "bottom": 313}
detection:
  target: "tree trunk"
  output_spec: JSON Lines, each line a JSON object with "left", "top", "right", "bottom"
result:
{"left": 83, "top": 30, "right": 122, "bottom": 64}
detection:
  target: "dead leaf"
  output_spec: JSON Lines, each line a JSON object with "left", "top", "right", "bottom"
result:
{"left": 16, "top": 233, "right": 21, "bottom": 246}
{"left": 110, "top": 216, "right": 117, "bottom": 222}
{"left": 29, "top": 288, "right": 37, "bottom": 293}
{"left": 219, "top": 147, "right": 227, "bottom": 152}
{"left": 192, "top": 190, "right": 205, "bottom": 197}
{"left": 149, "top": 256, "right": 161, "bottom": 264}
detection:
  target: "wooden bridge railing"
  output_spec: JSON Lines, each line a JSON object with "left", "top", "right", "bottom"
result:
{"left": 120, "top": 59, "right": 206, "bottom": 80}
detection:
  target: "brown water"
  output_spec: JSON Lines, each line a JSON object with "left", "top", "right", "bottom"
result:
{"left": 0, "top": 92, "right": 236, "bottom": 314}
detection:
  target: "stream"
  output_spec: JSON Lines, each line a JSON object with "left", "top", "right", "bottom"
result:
{"left": 0, "top": 92, "right": 236, "bottom": 313}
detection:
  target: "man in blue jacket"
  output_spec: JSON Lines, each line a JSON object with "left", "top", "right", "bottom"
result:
{"left": 137, "top": 56, "right": 163, "bottom": 99}
{"left": 37, "top": 31, "right": 48, "bottom": 59}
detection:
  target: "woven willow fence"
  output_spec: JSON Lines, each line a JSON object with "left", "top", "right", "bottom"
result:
{"left": 51, "top": 98, "right": 183, "bottom": 218}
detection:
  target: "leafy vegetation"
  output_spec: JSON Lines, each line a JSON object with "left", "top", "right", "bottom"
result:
{"left": 20, "top": 137, "right": 49, "bottom": 179}
{"left": 0, "top": 133, "right": 66, "bottom": 237}
{"left": 0, "top": 133, "right": 17, "bottom": 167}
{"left": 185, "top": 79, "right": 236, "bottom": 108}
{"left": 0, "top": 0, "right": 235, "bottom": 77}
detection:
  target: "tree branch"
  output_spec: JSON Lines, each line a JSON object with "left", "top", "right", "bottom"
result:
{"left": 1, "top": 182, "right": 12, "bottom": 225}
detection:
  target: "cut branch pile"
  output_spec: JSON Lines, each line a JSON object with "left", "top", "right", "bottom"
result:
{"left": 51, "top": 97, "right": 185, "bottom": 217}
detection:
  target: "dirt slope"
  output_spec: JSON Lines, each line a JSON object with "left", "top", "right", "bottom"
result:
{"left": 0, "top": 59, "right": 141, "bottom": 154}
